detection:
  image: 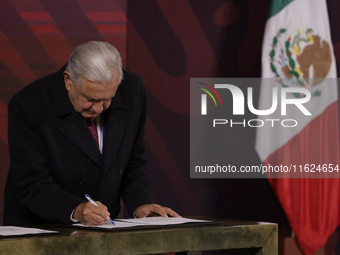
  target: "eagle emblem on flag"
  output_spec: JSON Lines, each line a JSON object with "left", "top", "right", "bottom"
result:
{"left": 269, "top": 28, "right": 332, "bottom": 98}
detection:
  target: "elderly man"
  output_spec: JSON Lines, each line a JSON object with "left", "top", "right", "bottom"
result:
{"left": 4, "top": 41, "right": 178, "bottom": 226}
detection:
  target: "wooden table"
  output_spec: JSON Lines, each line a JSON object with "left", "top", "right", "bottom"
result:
{"left": 0, "top": 219, "right": 278, "bottom": 255}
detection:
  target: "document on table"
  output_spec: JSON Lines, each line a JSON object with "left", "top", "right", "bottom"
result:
{"left": 73, "top": 220, "right": 148, "bottom": 229}
{"left": 0, "top": 226, "right": 58, "bottom": 236}
{"left": 119, "top": 217, "right": 211, "bottom": 225}
{"left": 73, "top": 217, "right": 211, "bottom": 229}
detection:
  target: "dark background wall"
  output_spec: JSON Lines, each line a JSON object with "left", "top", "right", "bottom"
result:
{"left": 124, "top": 0, "right": 286, "bottom": 223}
{"left": 1, "top": 0, "right": 340, "bottom": 253}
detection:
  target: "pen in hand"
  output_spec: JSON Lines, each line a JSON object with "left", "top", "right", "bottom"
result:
{"left": 84, "top": 194, "right": 115, "bottom": 225}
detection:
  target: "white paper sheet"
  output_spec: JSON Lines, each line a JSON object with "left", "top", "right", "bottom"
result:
{"left": 73, "top": 220, "right": 147, "bottom": 229}
{"left": 73, "top": 217, "right": 211, "bottom": 229}
{"left": 0, "top": 226, "right": 58, "bottom": 236}
{"left": 119, "top": 217, "right": 211, "bottom": 225}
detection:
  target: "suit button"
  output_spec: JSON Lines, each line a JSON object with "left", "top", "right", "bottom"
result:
{"left": 120, "top": 169, "right": 123, "bottom": 175}
{"left": 77, "top": 177, "right": 83, "bottom": 185}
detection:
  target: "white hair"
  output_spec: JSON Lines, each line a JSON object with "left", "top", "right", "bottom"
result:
{"left": 66, "top": 41, "right": 123, "bottom": 86}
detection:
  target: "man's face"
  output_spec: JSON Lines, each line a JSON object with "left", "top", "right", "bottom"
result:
{"left": 64, "top": 71, "right": 120, "bottom": 118}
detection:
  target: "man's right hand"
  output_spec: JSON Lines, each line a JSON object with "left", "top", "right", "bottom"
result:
{"left": 73, "top": 201, "right": 110, "bottom": 225}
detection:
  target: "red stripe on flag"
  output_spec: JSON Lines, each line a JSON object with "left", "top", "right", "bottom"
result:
{"left": 265, "top": 101, "right": 340, "bottom": 255}
{"left": 86, "top": 12, "right": 126, "bottom": 21}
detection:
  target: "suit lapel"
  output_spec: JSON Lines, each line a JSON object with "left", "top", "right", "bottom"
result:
{"left": 102, "top": 88, "right": 129, "bottom": 173}
{"left": 53, "top": 65, "right": 102, "bottom": 167}
{"left": 52, "top": 65, "right": 129, "bottom": 170}
{"left": 58, "top": 112, "right": 102, "bottom": 167}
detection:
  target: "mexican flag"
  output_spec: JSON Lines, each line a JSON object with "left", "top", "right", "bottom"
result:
{"left": 256, "top": 0, "right": 340, "bottom": 254}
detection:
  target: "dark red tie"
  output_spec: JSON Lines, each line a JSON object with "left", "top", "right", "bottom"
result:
{"left": 86, "top": 117, "right": 99, "bottom": 146}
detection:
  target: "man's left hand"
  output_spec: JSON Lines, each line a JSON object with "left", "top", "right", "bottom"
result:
{"left": 134, "top": 204, "right": 181, "bottom": 218}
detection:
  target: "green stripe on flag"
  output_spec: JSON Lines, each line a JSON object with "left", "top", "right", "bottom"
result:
{"left": 268, "top": 0, "right": 294, "bottom": 19}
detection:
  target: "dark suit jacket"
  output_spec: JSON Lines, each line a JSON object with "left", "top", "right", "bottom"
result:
{"left": 4, "top": 65, "right": 152, "bottom": 226}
